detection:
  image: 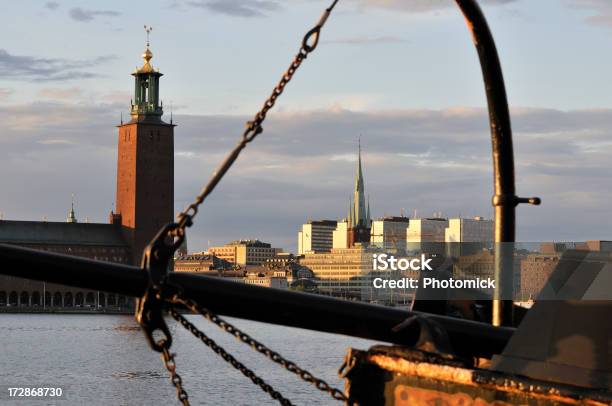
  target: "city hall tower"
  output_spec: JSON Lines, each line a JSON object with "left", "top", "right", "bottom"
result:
{"left": 112, "top": 30, "right": 175, "bottom": 265}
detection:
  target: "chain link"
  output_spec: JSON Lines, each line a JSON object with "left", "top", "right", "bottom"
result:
{"left": 169, "top": 0, "right": 340, "bottom": 246}
{"left": 169, "top": 296, "right": 350, "bottom": 403}
{"left": 168, "top": 306, "right": 294, "bottom": 406}
{"left": 161, "top": 347, "right": 190, "bottom": 406}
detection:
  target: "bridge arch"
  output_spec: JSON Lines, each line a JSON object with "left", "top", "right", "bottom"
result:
{"left": 31, "top": 291, "right": 41, "bottom": 306}
{"left": 64, "top": 292, "right": 73, "bottom": 307}
{"left": 9, "top": 291, "right": 18, "bottom": 306}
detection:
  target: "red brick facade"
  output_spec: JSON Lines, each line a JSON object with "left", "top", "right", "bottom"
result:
{"left": 115, "top": 120, "right": 175, "bottom": 265}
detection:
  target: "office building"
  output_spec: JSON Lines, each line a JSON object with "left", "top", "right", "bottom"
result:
{"left": 297, "top": 220, "right": 337, "bottom": 254}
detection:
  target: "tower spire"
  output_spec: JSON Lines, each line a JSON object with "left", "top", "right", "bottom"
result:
{"left": 130, "top": 25, "right": 164, "bottom": 120}
{"left": 67, "top": 193, "right": 77, "bottom": 223}
{"left": 353, "top": 136, "right": 366, "bottom": 226}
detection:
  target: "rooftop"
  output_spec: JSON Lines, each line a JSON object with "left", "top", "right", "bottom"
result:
{"left": 0, "top": 220, "right": 127, "bottom": 247}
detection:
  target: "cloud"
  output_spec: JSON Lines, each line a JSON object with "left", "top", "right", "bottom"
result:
{"left": 566, "top": 0, "right": 612, "bottom": 27}
{"left": 1, "top": 102, "right": 612, "bottom": 251}
{"left": 68, "top": 7, "right": 121, "bottom": 22}
{"left": 324, "top": 36, "right": 408, "bottom": 45}
{"left": 186, "top": 0, "right": 281, "bottom": 17}
{"left": 0, "top": 49, "right": 115, "bottom": 82}
{"left": 354, "top": 0, "right": 518, "bottom": 13}
{"left": 44, "top": 2, "right": 60, "bottom": 11}
{"left": 38, "top": 87, "right": 83, "bottom": 100}
{"left": 0, "top": 88, "right": 13, "bottom": 100}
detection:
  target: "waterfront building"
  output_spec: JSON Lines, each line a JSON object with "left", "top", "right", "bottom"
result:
{"left": 445, "top": 217, "right": 493, "bottom": 243}
{"left": 406, "top": 218, "right": 448, "bottom": 253}
{"left": 520, "top": 252, "right": 562, "bottom": 300}
{"left": 453, "top": 250, "right": 523, "bottom": 297}
{"left": 333, "top": 220, "right": 349, "bottom": 249}
{"left": 173, "top": 254, "right": 233, "bottom": 273}
{"left": 0, "top": 34, "right": 173, "bottom": 311}
{"left": 445, "top": 216, "right": 493, "bottom": 256}
{"left": 209, "top": 240, "right": 283, "bottom": 266}
{"left": 299, "top": 246, "right": 414, "bottom": 304}
{"left": 297, "top": 220, "right": 337, "bottom": 254}
{"left": 370, "top": 216, "right": 410, "bottom": 251}
{"left": 299, "top": 246, "right": 374, "bottom": 299}
{"left": 244, "top": 270, "right": 289, "bottom": 289}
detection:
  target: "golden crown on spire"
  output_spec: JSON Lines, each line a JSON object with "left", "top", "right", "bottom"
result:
{"left": 137, "top": 25, "right": 155, "bottom": 73}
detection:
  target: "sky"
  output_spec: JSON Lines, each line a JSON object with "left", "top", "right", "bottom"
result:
{"left": 2, "top": 0, "right": 612, "bottom": 252}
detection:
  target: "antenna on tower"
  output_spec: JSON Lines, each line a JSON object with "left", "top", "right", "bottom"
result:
{"left": 170, "top": 100, "right": 173, "bottom": 125}
{"left": 120, "top": 111, "right": 123, "bottom": 125}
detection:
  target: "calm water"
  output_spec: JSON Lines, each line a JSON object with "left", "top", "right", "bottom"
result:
{"left": 1, "top": 314, "right": 375, "bottom": 405}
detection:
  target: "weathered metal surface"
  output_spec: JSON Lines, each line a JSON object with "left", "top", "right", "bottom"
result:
{"left": 342, "top": 346, "right": 612, "bottom": 405}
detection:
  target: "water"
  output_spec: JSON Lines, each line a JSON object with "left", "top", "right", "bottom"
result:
{"left": 0, "top": 314, "right": 376, "bottom": 405}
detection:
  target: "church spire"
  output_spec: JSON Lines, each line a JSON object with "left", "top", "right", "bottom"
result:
{"left": 67, "top": 194, "right": 77, "bottom": 223}
{"left": 352, "top": 136, "right": 367, "bottom": 227}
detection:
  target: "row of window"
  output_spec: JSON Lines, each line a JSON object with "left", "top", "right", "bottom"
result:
{"left": 0, "top": 291, "right": 129, "bottom": 308}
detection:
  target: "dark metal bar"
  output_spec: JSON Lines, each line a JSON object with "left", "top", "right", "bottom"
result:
{"left": 0, "top": 243, "right": 513, "bottom": 358}
{"left": 455, "top": 0, "right": 518, "bottom": 326}
{"left": 0, "top": 243, "right": 146, "bottom": 297}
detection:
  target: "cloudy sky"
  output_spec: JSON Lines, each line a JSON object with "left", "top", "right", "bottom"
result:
{"left": 1, "top": 0, "right": 612, "bottom": 252}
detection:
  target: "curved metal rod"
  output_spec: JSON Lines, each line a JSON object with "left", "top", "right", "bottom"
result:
{"left": 454, "top": 0, "right": 539, "bottom": 326}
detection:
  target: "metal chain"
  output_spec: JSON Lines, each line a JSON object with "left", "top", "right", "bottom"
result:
{"left": 168, "top": 0, "right": 340, "bottom": 247}
{"left": 168, "top": 306, "right": 293, "bottom": 406}
{"left": 161, "top": 346, "right": 190, "bottom": 406}
{"left": 169, "top": 296, "right": 349, "bottom": 403}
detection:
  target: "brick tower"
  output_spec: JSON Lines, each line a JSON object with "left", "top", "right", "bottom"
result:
{"left": 112, "top": 31, "right": 175, "bottom": 265}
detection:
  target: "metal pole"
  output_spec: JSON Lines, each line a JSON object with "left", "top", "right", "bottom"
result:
{"left": 0, "top": 243, "right": 513, "bottom": 358}
{"left": 454, "top": 0, "right": 540, "bottom": 326}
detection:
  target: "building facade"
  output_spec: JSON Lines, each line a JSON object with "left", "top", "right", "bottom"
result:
{"left": 209, "top": 240, "right": 283, "bottom": 266}
{"left": 174, "top": 254, "right": 233, "bottom": 273}
{"left": 406, "top": 218, "right": 448, "bottom": 253}
{"left": 445, "top": 217, "right": 493, "bottom": 256}
{"left": 520, "top": 253, "right": 561, "bottom": 300}
{"left": 297, "top": 220, "right": 337, "bottom": 255}
{"left": 370, "top": 216, "right": 410, "bottom": 251}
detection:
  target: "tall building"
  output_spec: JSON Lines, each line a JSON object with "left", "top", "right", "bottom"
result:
{"left": 111, "top": 37, "right": 175, "bottom": 265}
{"left": 445, "top": 217, "right": 493, "bottom": 243}
{"left": 370, "top": 216, "right": 410, "bottom": 251}
{"left": 333, "top": 140, "right": 372, "bottom": 249}
{"left": 0, "top": 32, "right": 174, "bottom": 311}
{"left": 445, "top": 216, "right": 493, "bottom": 256}
{"left": 297, "top": 220, "right": 337, "bottom": 255}
{"left": 406, "top": 218, "right": 448, "bottom": 253}
{"left": 209, "top": 240, "right": 283, "bottom": 266}
{"left": 333, "top": 220, "right": 349, "bottom": 249}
